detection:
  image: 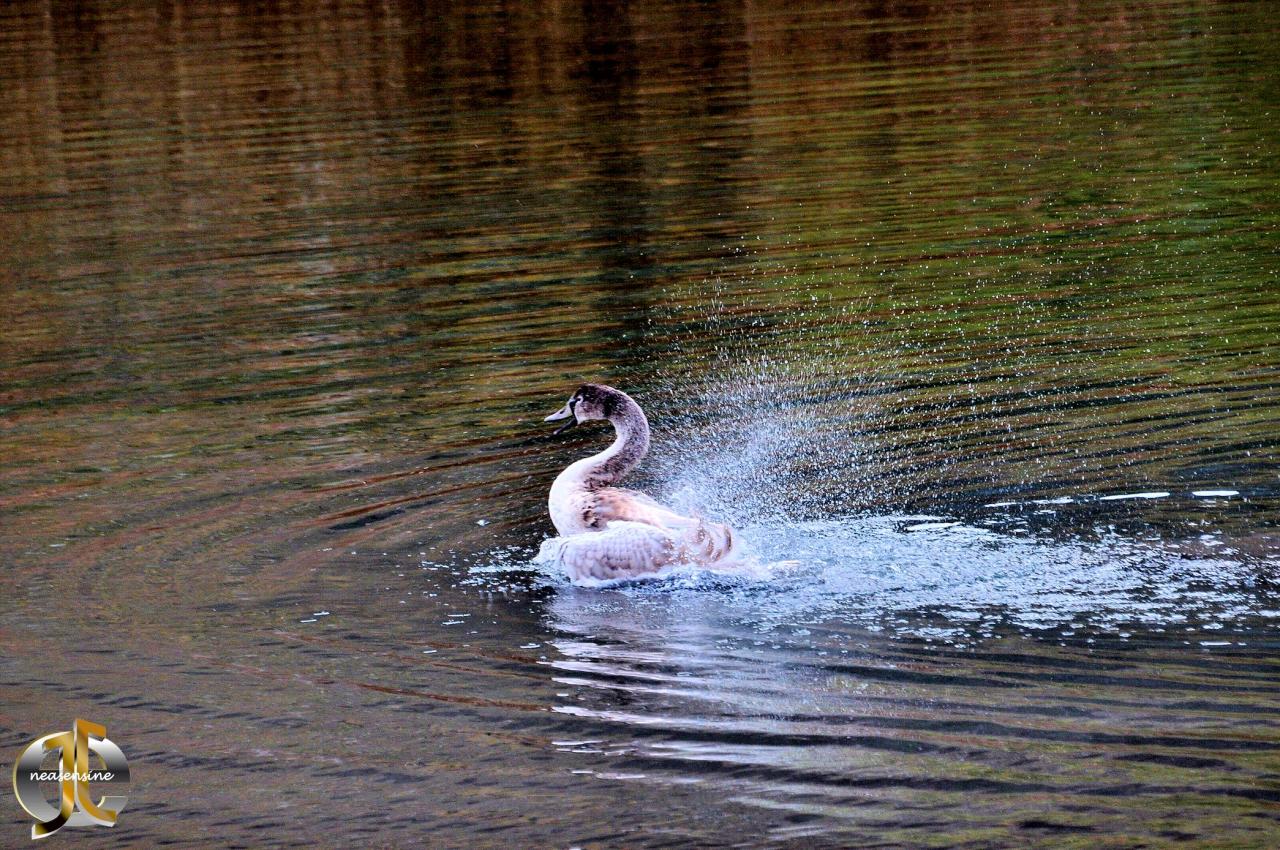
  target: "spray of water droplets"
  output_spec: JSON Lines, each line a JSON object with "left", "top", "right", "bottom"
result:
{"left": 640, "top": 282, "right": 892, "bottom": 528}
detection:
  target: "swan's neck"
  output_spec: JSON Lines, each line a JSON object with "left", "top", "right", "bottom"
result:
{"left": 564, "top": 399, "right": 650, "bottom": 490}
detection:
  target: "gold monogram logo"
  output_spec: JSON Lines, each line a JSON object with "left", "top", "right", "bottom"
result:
{"left": 11, "top": 718, "right": 129, "bottom": 839}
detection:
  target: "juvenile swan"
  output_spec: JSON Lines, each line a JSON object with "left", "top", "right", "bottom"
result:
{"left": 540, "top": 384, "right": 740, "bottom": 583}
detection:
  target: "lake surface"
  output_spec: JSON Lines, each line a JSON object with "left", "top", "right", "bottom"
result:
{"left": 1, "top": 0, "right": 1278, "bottom": 846}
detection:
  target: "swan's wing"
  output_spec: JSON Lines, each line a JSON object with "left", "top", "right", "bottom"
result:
{"left": 589, "top": 487, "right": 698, "bottom": 532}
{"left": 605, "top": 487, "right": 664, "bottom": 508}
{"left": 551, "top": 521, "right": 678, "bottom": 583}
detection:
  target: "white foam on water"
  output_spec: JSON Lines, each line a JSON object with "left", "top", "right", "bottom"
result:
{"left": 526, "top": 509, "right": 1266, "bottom": 638}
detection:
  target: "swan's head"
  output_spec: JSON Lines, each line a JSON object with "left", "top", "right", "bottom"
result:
{"left": 543, "top": 383, "right": 621, "bottom": 435}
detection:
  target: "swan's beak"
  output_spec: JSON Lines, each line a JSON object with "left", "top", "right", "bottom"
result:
{"left": 544, "top": 403, "right": 577, "bottom": 435}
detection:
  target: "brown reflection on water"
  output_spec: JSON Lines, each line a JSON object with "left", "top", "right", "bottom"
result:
{"left": 1, "top": 0, "right": 1278, "bottom": 846}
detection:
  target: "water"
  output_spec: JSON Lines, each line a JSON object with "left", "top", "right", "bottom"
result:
{"left": 1, "top": 0, "right": 1278, "bottom": 846}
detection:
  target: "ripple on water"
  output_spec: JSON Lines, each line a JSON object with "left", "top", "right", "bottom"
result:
{"left": 523, "top": 502, "right": 1279, "bottom": 845}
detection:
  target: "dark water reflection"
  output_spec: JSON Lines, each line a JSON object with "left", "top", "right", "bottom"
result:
{"left": 1, "top": 0, "right": 1278, "bottom": 846}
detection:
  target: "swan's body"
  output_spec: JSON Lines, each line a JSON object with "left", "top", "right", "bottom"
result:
{"left": 539, "top": 384, "right": 740, "bottom": 584}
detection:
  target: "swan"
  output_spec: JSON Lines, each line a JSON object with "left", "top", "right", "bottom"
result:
{"left": 538, "top": 383, "right": 742, "bottom": 584}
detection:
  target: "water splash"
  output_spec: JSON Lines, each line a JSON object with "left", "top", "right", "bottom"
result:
{"left": 531, "top": 510, "right": 1274, "bottom": 642}
{"left": 645, "top": 297, "right": 887, "bottom": 524}
{"left": 498, "top": 286, "right": 1279, "bottom": 634}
